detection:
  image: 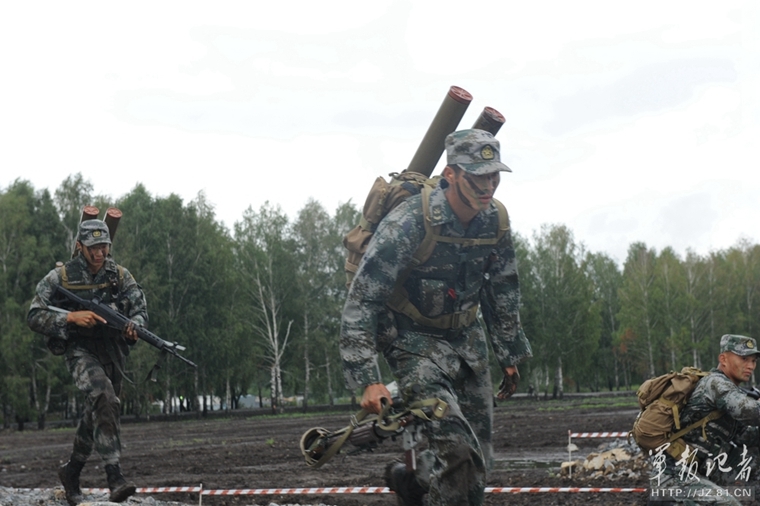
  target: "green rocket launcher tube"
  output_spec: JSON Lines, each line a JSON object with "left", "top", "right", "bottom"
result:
{"left": 405, "top": 86, "right": 473, "bottom": 177}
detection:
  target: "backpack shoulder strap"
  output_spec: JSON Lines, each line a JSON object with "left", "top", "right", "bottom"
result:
{"left": 411, "top": 184, "right": 440, "bottom": 268}
{"left": 491, "top": 197, "right": 510, "bottom": 242}
{"left": 669, "top": 410, "right": 723, "bottom": 444}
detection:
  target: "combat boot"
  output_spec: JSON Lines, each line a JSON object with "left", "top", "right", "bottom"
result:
{"left": 105, "top": 463, "right": 136, "bottom": 503}
{"left": 384, "top": 461, "right": 426, "bottom": 506}
{"left": 58, "top": 459, "right": 85, "bottom": 506}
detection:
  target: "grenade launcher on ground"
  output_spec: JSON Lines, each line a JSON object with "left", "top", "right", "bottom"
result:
{"left": 53, "top": 285, "right": 197, "bottom": 369}
{"left": 300, "top": 397, "right": 449, "bottom": 469}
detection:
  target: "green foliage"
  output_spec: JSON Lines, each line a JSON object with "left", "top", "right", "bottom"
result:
{"left": 518, "top": 224, "right": 601, "bottom": 396}
{"left": 2, "top": 174, "right": 760, "bottom": 423}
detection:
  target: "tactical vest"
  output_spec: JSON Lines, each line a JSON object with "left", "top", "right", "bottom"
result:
{"left": 60, "top": 256, "right": 123, "bottom": 298}
{"left": 57, "top": 256, "right": 125, "bottom": 340}
{"left": 386, "top": 185, "right": 509, "bottom": 331}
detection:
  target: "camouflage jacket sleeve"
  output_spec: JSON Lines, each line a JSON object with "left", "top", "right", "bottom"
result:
{"left": 704, "top": 373, "right": 760, "bottom": 426}
{"left": 120, "top": 266, "right": 148, "bottom": 329}
{"left": 479, "top": 228, "right": 532, "bottom": 369}
{"left": 27, "top": 267, "right": 69, "bottom": 340}
{"left": 340, "top": 199, "right": 423, "bottom": 390}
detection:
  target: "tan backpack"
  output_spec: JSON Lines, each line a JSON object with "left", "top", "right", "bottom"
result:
{"left": 631, "top": 366, "right": 721, "bottom": 460}
{"left": 343, "top": 171, "right": 439, "bottom": 288}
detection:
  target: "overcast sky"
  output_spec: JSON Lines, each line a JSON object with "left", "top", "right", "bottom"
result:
{"left": 2, "top": 1, "right": 758, "bottom": 264}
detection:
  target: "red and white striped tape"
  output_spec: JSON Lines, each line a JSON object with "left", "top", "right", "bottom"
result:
{"left": 203, "top": 487, "right": 389, "bottom": 495}
{"left": 78, "top": 487, "right": 203, "bottom": 494}
{"left": 200, "top": 486, "right": 647, "bottom": 495}
{"left": 484, "top": 487, "right": 646, "bottom": 493}
{"left": 569, "top": 431, "right": 628, "bottom": 438}
{"left": 18, "top": 485, "right": 648, "bottom": 495}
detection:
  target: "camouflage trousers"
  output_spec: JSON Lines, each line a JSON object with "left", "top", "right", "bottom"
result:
{"left": 65, "top": 347, "right": 123, "bottom": 466}
{"left": 385, "top": 346, "right": 493, "bottom": 506}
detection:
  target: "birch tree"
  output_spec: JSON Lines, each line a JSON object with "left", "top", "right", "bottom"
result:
{"left": 520, "top": 224, "right": 600, "bottom": 397}
{"left": 618, "top": 242, "right": 660, "bottom": 378}
{"left": 235, "top": 203, "right": 299, "bottom": 413}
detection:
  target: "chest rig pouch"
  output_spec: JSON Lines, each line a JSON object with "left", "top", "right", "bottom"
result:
{"left": 47, "top": 258, "right": 124, "bottom": 355}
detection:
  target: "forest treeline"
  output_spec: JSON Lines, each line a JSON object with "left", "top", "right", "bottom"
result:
{"left": 1, "top": 175, "right": 759, "bottom": 428}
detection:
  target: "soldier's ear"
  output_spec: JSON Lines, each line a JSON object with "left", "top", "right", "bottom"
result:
{"left": 443, "top": 165, "right": 456, "bottom": 184}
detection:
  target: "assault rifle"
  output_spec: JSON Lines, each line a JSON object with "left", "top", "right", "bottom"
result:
{"left": 53, "top": 285, "right": 197, "bottom": 369}
{"left": 741, "top": 386, "right": 760, "bottom": 400}
{"left": 300, "top": 396, "right": 448, "bottom": 469}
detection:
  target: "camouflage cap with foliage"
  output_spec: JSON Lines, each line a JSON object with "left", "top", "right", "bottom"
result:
{"left": 445, "top": 129, "right": 512, "bottom": 175}
{"left": 78, "top": 219, "right": 111, "bottom": 247}
{"left": 720, "top": 334, "right": 760, "bottom": 356}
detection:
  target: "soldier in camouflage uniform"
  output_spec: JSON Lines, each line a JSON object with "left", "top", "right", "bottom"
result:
{"left": 27, "top": 219, "right": 147, "bottom": 505}
{"left": 340, "top": 129, "right": 532, "bottom": 506}
{"left": 649, "top": 334, "right": 760, "bottom": 505}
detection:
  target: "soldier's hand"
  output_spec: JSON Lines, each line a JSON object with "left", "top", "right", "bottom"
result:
{"left": 360, "top": 383, "right": 392, "bottom": 414}
{"left": 497, "top": 366, "right": 520, "bottom": 400}
{"left": 123, "top": 321, "right": 138, "bottom": 343}
{"left": 67, "top": 310, "right": 107, "bottom": 329}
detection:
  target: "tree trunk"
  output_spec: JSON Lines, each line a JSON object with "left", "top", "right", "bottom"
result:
{"left": 554, "top": 357, "right": 564, "bottom": 399}
{"left": 325, "top": 349, "right": 334, "bottom": 406}
{"left": 194, "top": 368, "right": 201, "bottom": 418}
{"left": 303, "top": 312, "right": 310, "bottom": 412}
{"left": 164, "top": 373, "right": 171, "bottom": 414}
{"left": 270, "top": 365, "right": 278, "bottom": 414}
{"left": 225, "top": 376, "right": 231, "bottom": 411}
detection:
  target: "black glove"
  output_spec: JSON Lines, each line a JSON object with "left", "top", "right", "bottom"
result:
{"left": 497, "top": 370, "right": 520, "bottom": 400}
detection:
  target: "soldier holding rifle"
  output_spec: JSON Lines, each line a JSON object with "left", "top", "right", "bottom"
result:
{"left": 340, "top": 126, "right": 532, "bottom": 506}
{"left": 28, "top": 216, "right": 145, "bottom": 505}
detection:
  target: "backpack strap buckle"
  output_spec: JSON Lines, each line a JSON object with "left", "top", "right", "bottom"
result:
{"left": 450, "top": 307, "right": 478, "bottom": 329}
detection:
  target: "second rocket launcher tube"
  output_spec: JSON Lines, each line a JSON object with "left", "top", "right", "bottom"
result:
{"left": 80, "top": 206, "right": 99, "bottom": 223}
{"left": 405, "top": 86, "right": 473, "bottom": 177}
{"left": 104, "top": 207, "right": 122, "bottom": 242}
{"left": 472, "top": 106, "right": 505, "bottom": 137}
{"left": 73, "top": 205, "right": 101, "bottom": 257}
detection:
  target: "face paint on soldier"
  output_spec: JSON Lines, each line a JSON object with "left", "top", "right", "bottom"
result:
{"left": 460, "top": 171, "right": 500, "bottom": 211}
{"left": 80, "top": 243, "right": 110, "bottom": 274}
{"left": 443, "top": 165, "right": 501, "bottom": 226}
{"left": 719, "top": 352, "right": 757, "bottom": 385}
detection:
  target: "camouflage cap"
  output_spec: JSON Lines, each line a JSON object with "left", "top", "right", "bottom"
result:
{"left": 445, "top": 129, "right": 511, "bottom": 175}
{"left": 720, "top": 334, "right": 760, "bottom": 356}
{"left": 77, "top": 219, "right": 111, "bottom": 247}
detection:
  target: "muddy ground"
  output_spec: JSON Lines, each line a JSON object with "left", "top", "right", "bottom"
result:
{"left": 0, "top": 393, "right": 649, "bottom": 506}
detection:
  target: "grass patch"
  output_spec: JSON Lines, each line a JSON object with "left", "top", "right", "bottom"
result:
{"left": 244, "top": 410, "right": 353, "bottom": 422}
{"left": 537, "top": 399, "right": 639, "bottom": 411}
{"left": 159, "top": 437, "right": 211, "bottom": 448}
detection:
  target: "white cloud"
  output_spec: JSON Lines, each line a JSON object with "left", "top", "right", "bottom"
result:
{"left": 1, "top": 0, "right": 758, "bottom": 266}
